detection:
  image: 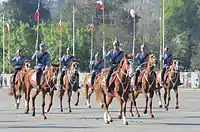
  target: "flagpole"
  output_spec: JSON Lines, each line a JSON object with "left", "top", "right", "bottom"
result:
{"left": 72, "top": 3, "right": 75, "bottom": 56}
{"left": 90, "top": 12, "right": 94, "bottom": 72}
{"left": 162, "top": 0, "right": 165, "bottom": 58}
{"left": 159, "top": 1, "right": 163, "bottom": 70}
{"left": 35, "top": 0, "right": 40, "bottom": 65}
{"left": 2, "top": 13, "right": 5, "bottom": 86}
{"left": 132, "top": 0, "right": 136, "bottom": 54}
{"left": 8, "top": 21, "right": 11, "bottom": 74}
{"left": 102, "top": 0, "right": 106, "bottom": 69}
{"left": 59, "top": 13, "right": 62, "bottom": 75}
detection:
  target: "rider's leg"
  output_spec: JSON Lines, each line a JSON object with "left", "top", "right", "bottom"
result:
{"left": 91, "top": 71, "right": 96, "bottom": 87}
{"left": 134, "top": 69, "right": 140, "bottom": 90}
{"left": 106, "top": 66, "right": 116, "bottom": 90}
{"left": 12, "top": 68, "right": 20, "bottom": 88}
{"left": 36, "top": 69, "right": 42, "bottom": 90}
{"left": 60, "top": 70, "right": 65, "bottom": 89}
{"left": 76, "top": 72, "right": 80, "bottom": 88}
{"left": 161, "top": 67, "right": 166, "bottom": 85}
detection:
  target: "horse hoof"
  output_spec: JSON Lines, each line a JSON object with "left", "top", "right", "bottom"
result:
{"left": 75, "top": 103, "right": 78, "bottom": 106}
{"left": 101, "top": 104, "right": 104, "bottom": 108}
{"left": 175, "top": 106, "right": 179, "bottom": 109}
{"left": 118, "top": 115, "right": 122, "bottom": 119}
{"left": 159, "top": 105, "right": 163, "bottom": 108}
{"left": 43, "top": 116, "right": 47, "bottom": 120}
{"left": 25, "top": 111, "right": 29, "bottom": 114}
{"left": 130, "top": 113, "right": 134, "bottom": 117}
{"left": 165, "top": 108, "right": 168, "bottom": 111}
{"left": 89, "top": 105, "right": 91, "bottom": 108}
{"left": 123, "top": 121, "right": 128, "bottom": 125}
{"left": 143, "top": 110, "right": 147, "bottom": 114}
{"left": 150, "top": 114, "right": 155, "bottom": 118}
{"left": 69, "top": 109, "right": 72, "bottom": 113}
{"left": 105, "top": 121, "right": 109, "bottom": 124}
{"left": 137, "top": 114, "right": 140, "bottom": 117}
{"left": 32, "top": 113, "right": 35, "bottom": 117}
{"left": 109, "top": 119, "right": 113, "bottom": 123}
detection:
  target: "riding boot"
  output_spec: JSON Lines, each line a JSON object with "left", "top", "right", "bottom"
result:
{"left": 60, "top": 71, "right": 65, "bottom": 89}
{"left": 161, "top": 68, "right": 166, "bottom": 86}
{"left": 12, "top": 70, "right": 19, "bottom": 88}
{"left": 91, "top": 72, "right": 96, "bottom": 87}
{"left": 36, "top": 70, "right": 42, "bottom": 91}
{"left": 76, "top": 73, "right": 80, "bottom": 89}
{"left": 134, "top": 70, "right": 140, "bottom": 91}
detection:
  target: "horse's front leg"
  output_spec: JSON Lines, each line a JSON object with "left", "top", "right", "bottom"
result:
{"left": 41, "top": 91, "right": 47, "bottom": 119}
{"left": 174, "top": 88, "right": 179, "bottom": 109}
{"left": 115, "top": 94, "right": 122, "bottom": 119}
{"left": 155, "top": 88, "right": 162, "bottom": 108}
{"left": 59, "top": 88, "right": 64, "bottom": 112}
{"left": 122, "top": 98, "right": 128, "bottom": 125}
{"left": 143, "top": 92, "right": 148, "bottom": 114}
{"left": 46, "top": 91, "right": 54, "bottom": 113}
{"left": 25, "top": 85, "right": 31, "bottom": 114}
{"left": 103, "top": 93, "right": 111, "bottom": 124}
{"left": 149, "top": 89, "right": 155, "bottom": 118}
{"left": 32, "top": 90, "right": 39, "bottom": 117}
{"left": 74, "top": 89, "right": 80, "bottom": 106}
{"left": 164, "top": 89, "right": 167, "bottom": 108}
{"left": 88, "top": 88, "right": 94, "bottom": 108}
{"left": 165, "top": 87, "right": 171, "bottom": 111}
{"left": 67, "top": 88, "right": 72, "bottom": 113}
{"left": 106, "top": 96, "right": 113, "bottom": 122}
{"left": 130, "top": 91, "right": 140, "bottom": 117}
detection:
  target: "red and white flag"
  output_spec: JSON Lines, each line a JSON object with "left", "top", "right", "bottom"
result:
{"left": 34, "top": 8, "right": 40, "bottom": 20}
{"left": 89, "top": 24, "right": 94, "bottom": 30}
{"left": 6, "top": 23, "right": 10, "bottom": 31}
{"left": 95, "top": 0, "right": 103, "bottom": 10}
{"left": 130, "top": 9, "right": 135, "bottom": 18}
{"left": 58, "top": 20, "right": 62, "bottom": 28}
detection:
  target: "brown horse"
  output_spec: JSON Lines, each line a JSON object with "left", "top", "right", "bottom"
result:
{"left": 94, "top": 54, "right": 133, "bottom": 125}
{"left": 9, "top": 60, "right": 31, "bottom": 109}
{"left": 155, "top": 59, "right": 180, "bottom": 111}
{"left": 59, "top": 61, "right": 80, "bottom": 113}
{"left": 129, "top": 53, "right": 158, "bottom": 118}
{"left": 24, "top": 64, "right": 59, "bottom": 119}
{"left": 84, "top": 71, "right": 103, "bottom": 108}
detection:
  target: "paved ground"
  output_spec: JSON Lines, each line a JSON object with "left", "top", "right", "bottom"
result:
{"left": 0, "top": 87, "right": 200, "bottom": 132}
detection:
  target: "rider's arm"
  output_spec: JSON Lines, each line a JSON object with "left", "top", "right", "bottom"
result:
{"left": 31, "top": 51, "right": 38, "bottom": 61}
{"left": 106, "top": 50, "right": 112, "bottom": 60}
{"left": 10, "top": 56, "right": 17, "bottom": 63}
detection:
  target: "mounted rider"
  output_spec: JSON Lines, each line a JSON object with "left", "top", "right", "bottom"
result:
{"left": 161, "top": 46, "right": 183, "bottom": 86}
{"left": 32, "top": 43, "right": 51, "bottom": 91}
{"left": 106, "top": 40, "right": 124, "bottom": 92}
{"left": 91, "top": 52, "right": 104, "bottom": 87}
{"left": 134, "top": 44, "right": 149, "bottom": 91}
{"left": 9, "top": 48, "right": 28, "bottom": 88}
{"left": 59, "top": 47, "right": 77, "bottom": 89}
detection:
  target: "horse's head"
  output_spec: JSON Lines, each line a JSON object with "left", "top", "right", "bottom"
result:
{"left": 119, "top": 54, "right": 133, "bottom": 77}
{"left": 172, "top": 59, "right": 180, "bottom": 72}
{"left": 49, "top": 63, "right": 60, "bottom": 83}
{"left": 147, "top": 53, "right": 158, "bottom": 67}
{"left": 69, "top": 60, "right": 79, "bottom": 73}
{"left": 22, "top": 60, "right": 31, "bottom": 72}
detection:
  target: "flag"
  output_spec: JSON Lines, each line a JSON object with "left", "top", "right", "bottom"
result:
{"left": 89, "top": 24, "right": 94, "bottom": 30}
{"left": 6, "top": 23, "right": 10, "bottom": 31}
{"left": 130, "top": 9, "right": 135, "bottom": 18}
{"left": 34, "top": 8, "right": 40, "bottom": 20}
{"left": 95, "top": 0, "right": 103, "bottom": 10}
{"left": 58, "top": 20, "right": 62, "bottom": 28}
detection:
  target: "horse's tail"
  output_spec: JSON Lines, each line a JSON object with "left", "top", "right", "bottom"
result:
{"left": 83, "top": 74, "right": 89, "bottom": 97}
{"left": 94, "top": 77, "right": 104, "bottom": 103}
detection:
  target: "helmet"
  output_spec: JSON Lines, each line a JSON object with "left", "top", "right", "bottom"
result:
{"left": 141, "top": 44, "right": 146, "bottom": 51}
{"left": 113, "top": 40, "right": 120, "bottom": 46}
{"left": 66, "top": 47, "right": 71, "bottom": 54}
{"left": 95, "top": 52, "right": 100, "bottom": 59}
{"left": 164, "top": 46, "right": 169, "bottom": 52}
{"left": 40, "top": 43, "right": 46, "bottom": 49}
{"left": 17, "top": 48, "right": 22, "bottom": 53}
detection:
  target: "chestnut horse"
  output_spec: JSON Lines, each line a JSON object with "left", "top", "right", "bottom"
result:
{"left": 59, "top": 60, "right": 80, "bottom": 113}
{"left": 84, "top": 72, "right": 103, "bottom": 108}
{"left": 94, "top": 54, "right": 133, "bottom": 125}
{"left": 129, "top": 53, "right": 158, "bottom": 118}
{"left": 155, "top": 59, "right": 180, "bottom": 111}
{"left": 9, "top": 60, "right": 31, "bottom": 109}
{"left": 24, "top": 64, "right": 59, "bottom": 119}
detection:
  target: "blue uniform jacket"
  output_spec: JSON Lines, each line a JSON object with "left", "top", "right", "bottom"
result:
{"left": 32, "top": 51, "right": 50, "bottom": 70}
{"left": 162, "top": 54, "right": 173, "bottom": 67}
{"left": 10, "top": 56, "right": 27, "bottom": 69}
{"left": 135, "top": 52, "right": 149, "bottom": 65}
{"left": 92, "top": 60, "right": 104, "bottom": 72}
{"left": 60, "top": 55, "right": 75, "bottom": 69}
{"left": 106, "top": 50, "right": 124, "bottom": 66}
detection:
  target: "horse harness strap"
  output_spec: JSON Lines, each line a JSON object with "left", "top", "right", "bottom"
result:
{"left": 94, "top": 61, "right": 103, "bottom": 70}
{"left": 110, "top": 51, "right": 123, "bottom": 65}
